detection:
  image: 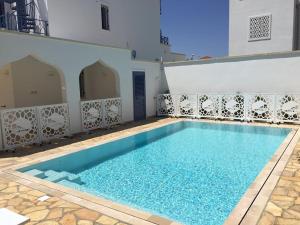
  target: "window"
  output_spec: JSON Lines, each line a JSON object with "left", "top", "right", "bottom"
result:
{"left": 248, "top": 14, "right": 272, "bottom": 42}
{"left": 101, "top": 4, "right": 110, "bottom": 30}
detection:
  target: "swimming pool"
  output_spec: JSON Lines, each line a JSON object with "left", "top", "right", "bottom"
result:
{"left": 20, "top": 121, "right": 291, "bottom": 225}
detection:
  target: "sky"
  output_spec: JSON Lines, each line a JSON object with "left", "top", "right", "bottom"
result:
{"left": 160, "top": 0, "right": 229, "bottom": 58}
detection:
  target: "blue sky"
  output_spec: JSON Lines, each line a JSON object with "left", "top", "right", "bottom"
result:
{"left": 160, "top": 0, "right": 229, "bottom": 58}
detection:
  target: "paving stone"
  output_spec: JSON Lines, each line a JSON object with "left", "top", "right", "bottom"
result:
{"left": 36, "top": 221, "right": 59, "bottom": 225}
{"left": 271, "top": 195, "right": 295, "bottom": 202}
{"left": 2, "top": 186, "right": 18, "bottom": 193}
{"left": 19, "top": 186, "right": 32, "bottom": 192}
{"left": 277, "top": 179, "right": 292, "bottom": 187}
{"left": 26, "top": 209, "right": 50, "bottom": 221}
{"left": 276, "top": 218, "right": 300, "bottom": 225}
{"left": 285, "top": 209, "right": 300, "bottom": 219}
{"left": 27, "top": 190, "right": 45, "bottom": 197}
{"left": 288, "top": 190, "right": 299, "bottom": 198}
{"left": 265, "top": 202, "right": 283, "bottom": 217}
{"left": 47, "top": 208, "right": 63, "bottom": 219}
{"left": 96, "top": 215, "right": 119, "bottom": 225}
{"left": 59, "top": 213, "right": 77, "bottom": 225}
{"left": 8, "top": 197, "right": 23, "bottom": 206}
{"left": 23, "top": 206, "right": 47, "bottom": 214}
{"left": 0, "top": 183, "right": 7, "bottom": 191}
{"left": 75, "top": 208, "right": 100, "bottom": 221}
{"left": 258, "top": 212, "right": 275, "bottom": 225}
{"left": 273, "top": 187, "right": 289, "bottom": 196}
{"left": 290, "top": 205, "right": 300, "bottom": 212}
{"left": 78, "top": 220, "right": 94, "bottom": 225}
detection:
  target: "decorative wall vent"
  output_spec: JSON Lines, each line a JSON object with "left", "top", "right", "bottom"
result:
{"left": 248, "top": 14, "right": 272, "bottom": 41}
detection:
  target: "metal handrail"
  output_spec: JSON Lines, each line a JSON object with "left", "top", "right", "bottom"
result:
{"left": 0, "top": 14, "right": 48, "bottom": 36}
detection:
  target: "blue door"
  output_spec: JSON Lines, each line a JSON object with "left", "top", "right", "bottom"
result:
{"left": 133, "top": 71, "right": 146, "bottom": 121}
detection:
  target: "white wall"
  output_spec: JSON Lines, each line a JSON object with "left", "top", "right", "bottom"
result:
{"left": 10, "top": 56, "right": 63, "bottom": 108}
{"left": 163, "top": 52, "right": 300, "bottom": 94}
{"left": 0, "top": 65, "right": 14, "bottom": 109}
{"left": 0, "top": 31, "right": 161, "bottom": 134}
{"left": 47, "top": 0, "right": 161, "bottom": 61}
{"left": 229, "top": 0, "right": 296, "bottom": 56}
{"left": 82, "top": 62, "right": 119, "bottom": 100}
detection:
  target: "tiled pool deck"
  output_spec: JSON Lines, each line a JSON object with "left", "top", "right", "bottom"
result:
{"left": 0, "top": 118, "right": 300, "bottom": 225}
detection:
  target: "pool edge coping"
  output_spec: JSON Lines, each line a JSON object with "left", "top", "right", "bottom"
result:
{"left": 1, "top": 118, "right": 298, "bottom": 225}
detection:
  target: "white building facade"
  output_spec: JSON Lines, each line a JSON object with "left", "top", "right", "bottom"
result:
{"left": 229, "top": 0, "right": 299, "bottom": 56}
{"left": 0, "top": 0, "right": 184, "bottom": 61}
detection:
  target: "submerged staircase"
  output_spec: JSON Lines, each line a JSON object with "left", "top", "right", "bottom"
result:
{"left": 25, "top": 169, "right": 83, "bottom": 186}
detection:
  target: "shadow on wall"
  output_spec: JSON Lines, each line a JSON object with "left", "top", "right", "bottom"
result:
{"left": 79, "top": 60, "right": 120, "bottom": 101}
{"left": 0, "top": 55, "right": 66, "bottom": 109}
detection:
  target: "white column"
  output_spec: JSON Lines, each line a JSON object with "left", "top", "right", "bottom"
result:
{"left": 63, "top": 69, "right": 82, "bottom": 134}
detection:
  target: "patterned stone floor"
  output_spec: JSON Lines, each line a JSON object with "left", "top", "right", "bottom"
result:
{"left": 258, "top": 142, "right": 300, "bottom": 225}
{"left": 0, "top": 176, "right": 129, "bottom": 225}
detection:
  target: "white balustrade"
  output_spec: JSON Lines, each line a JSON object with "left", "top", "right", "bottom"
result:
{"left": 0, "top": 107, "right": 40, "bottom": 149}
{"left": 103, "top": 98, "right": 122, "bottom": 127}
{"left": 177, "top": 94, "right": 198, "bottom": 117}
{"left": 157, "top": 94, "right": 176, "bottom": 116}
{"left": 246, "top": 94, "right": 275, "bottom": 122}
{"left": 81, "top": 100, "right": 104, "bottom": 131}
{"left": 276, "top": 95, "right": 300, "bottom": 124}
{"left": 37, "top": 104, "right": 70, "bottom": 142}
{"left": 157, "top": 93, "right": 300, "bottom": 124}
{"left": 220, "top": 94, "right": 245, "bottom": 120}
{"left": 198, "top": 94, "right": 220, "bottom": 119}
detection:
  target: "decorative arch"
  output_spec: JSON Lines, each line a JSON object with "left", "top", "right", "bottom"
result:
{"left": 0, "top": 55, "right": 66, "bottom": 109}
{"left": 79, "top": 59, "right": 120, "bottom": 101}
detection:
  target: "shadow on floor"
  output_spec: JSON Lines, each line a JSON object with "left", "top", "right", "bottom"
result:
{"left": 0, "top": 117, "right": 163, "bottom": 159}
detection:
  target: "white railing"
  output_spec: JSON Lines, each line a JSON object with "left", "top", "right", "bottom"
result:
{"left": 157, "top": 94, "right": 300, "bottom": 124}
{"left": 80, "top": 98, "right": 122, "bottom": 132}
{"left": 37, "top": 104, "right": 70, "bottom": 142}
{"left": 0, "top": 107, "right": 40, "bottom": 149}
{"left": 81, "top": 100, "right": 104, "bottom": 132}
{"left": 0, "top": 103, "right": 70, "bottom": 150}
{"left": 0, "top": 98, "right": 122, "bottom": 150}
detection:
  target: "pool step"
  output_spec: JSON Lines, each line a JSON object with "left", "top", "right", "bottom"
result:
{"left": 25, "top": 169, "right": 82, "bottom": 185}
{"left": 44, "top": 170, "right": 82, "bottom": 184}
{"left": 44, "top": 170, "right": 69, "bottom": 182}
{"left": 25, "top": 169, "right": 46, "bottom": 179}
{"left": 58, "top": 179, "right": 83, "bottom": 188}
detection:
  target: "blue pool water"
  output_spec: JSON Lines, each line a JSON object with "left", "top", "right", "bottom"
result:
{"left": 20, "top": 122, "right": 291, "bottom": 225}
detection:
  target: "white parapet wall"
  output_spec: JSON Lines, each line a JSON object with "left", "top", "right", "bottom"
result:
{"left": 162, "top": 52, "right": 300, "bottom": 94}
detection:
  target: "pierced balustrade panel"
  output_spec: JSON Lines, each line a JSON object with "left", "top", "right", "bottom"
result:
{"left": 0, "top": 107, "right": 40, "bottom": 149}
{"left": 220, "top": 94, "right": 245, "bottom": 120}
{"left": 103, "top": 98, "right": 122, "bottom": 127}
{"left": 81, "top": 100, "right": 104, "bottom": 131}
{"left": 276, "top": 95, "right": 300, "bottom": 123}
{"left": 157, "top": 94, "right": 176, "bottom": 116}
{"left": 246, "top": 94, "right": 275, "bottom": 122}
{"left": 198, "top": 94, "right": 220, "bottom": 118}
{"left": 37, "top": 104, "right": 70, "bottom": 142}
{"left": 177, "top": 94, "right": 198, "bottom": 117}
